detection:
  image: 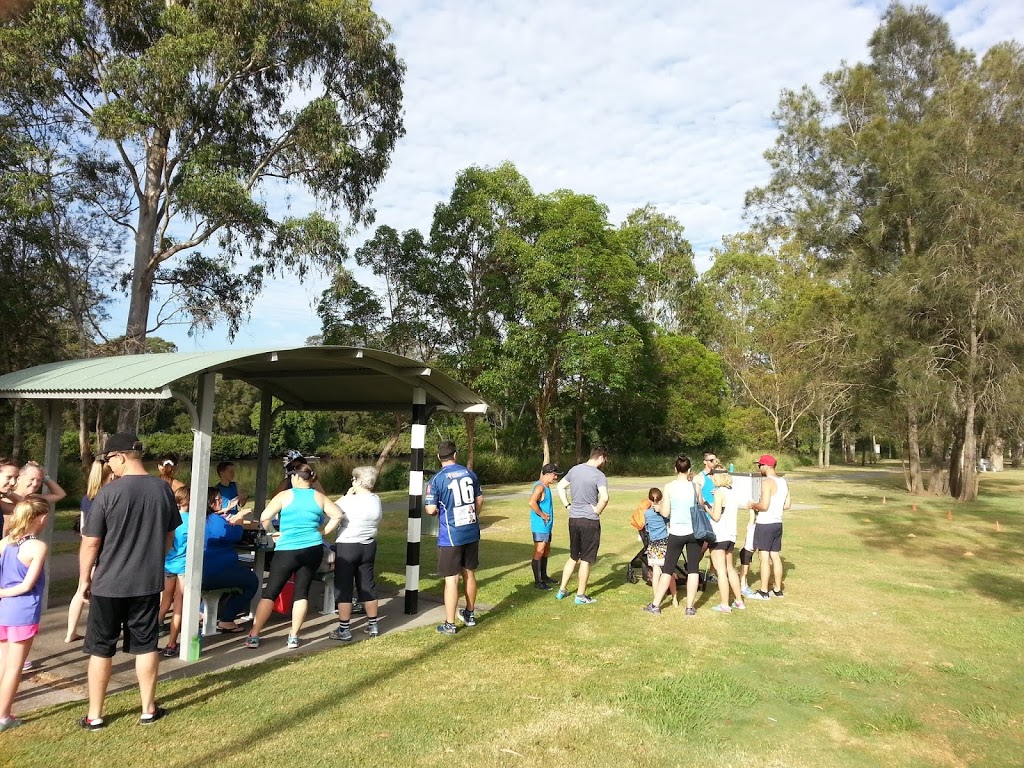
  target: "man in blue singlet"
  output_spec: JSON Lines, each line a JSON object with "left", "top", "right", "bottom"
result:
{"left": 528, "top": 464, "right": 560, "bottom": 590}
{"left": 425, "top": 440, "right": 483, "bottom": 635}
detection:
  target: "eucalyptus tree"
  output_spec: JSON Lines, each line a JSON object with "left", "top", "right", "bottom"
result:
{"left": 0, "top": 0, "right": 405, "bottom": 430}
{"left": 479, "top": 190, "right": 646, "bottom": 464}
{"left": 746, "top": 2, "right": 1024, "bottom": 500}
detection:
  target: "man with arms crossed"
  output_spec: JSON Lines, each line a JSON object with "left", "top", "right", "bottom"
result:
{"left": 555, "top": 446, "right": 609, "bottom": 605}
{"left": 78, "top": 433, "right": 181, "bottom": 729}
{"left": 426, "top": 440, "right": 483, "bottom": 636}
{"left": 746, "top": 453, "right": 790, "bottom": 601}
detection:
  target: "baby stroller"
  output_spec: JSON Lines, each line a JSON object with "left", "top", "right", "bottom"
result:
{"left": 626, "top": 529, "right": 698, "bottom": 588}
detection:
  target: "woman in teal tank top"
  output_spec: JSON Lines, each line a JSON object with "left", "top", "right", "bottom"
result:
{"left": 245, "top": 464, "right": 343, "bottom": 650}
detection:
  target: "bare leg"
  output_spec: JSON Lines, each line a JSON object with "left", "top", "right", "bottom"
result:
{"left": 650, "top": 564, "right": 663, "bottom": 605}
{"left": 669, "top": 574, "right": 678, "bottom": 606}
{"left": 711, "top": 549, "right": 729, "bottom": 607}
{"left": 726, "top": 555, "right": 743, "bottom": 604}
{"left": 686, "top": 572, "right": 699, "bottom": 609}
{"left": 66, "top": 589, "right": 87, "bottom": 643}
{"left": 86, "top": 655, "right": 113, "bottom": 720}
{"left": 336, "top": 600, "right": 353, "bottom": 621}
{"left": 576, "top": 561, "right": 592, "bottom": 595}
{"left": 363, "top": 600, "right": 379, "bottom": 619}
{"left": 0, "top": 638, "right": 33, "bottom": 719}
{"left": 462, "top": 569, "right": 477, "bottom": 611}
{"left": 559, "top": 557, "right": 578, "bottom": 593}
{"left": 248, "top": 598, "right": 276, "bottom": 637}
{"left": 770, "top": 552, "right": 784, "bottom": 591}
{"left": 135, "top": 651, "right": 159, "bottom": 714}
{"left": 289, "top": 599, "right": 308, "bottom": 638}
{"left": 759, "top": 551, "right": 771, "bottom": 593}
{"left": 444, "top": 574, "right": 460, "bottom": 624}
{"left": 166, "top": 585, "right": 183, "bottom": 647}
{"left": 651, "top": 571, "right": 673, "bottom": 606}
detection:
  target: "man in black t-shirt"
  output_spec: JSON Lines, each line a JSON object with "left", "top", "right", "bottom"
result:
{"left": 78, "top": 433, "right": 181, "bottom": 730}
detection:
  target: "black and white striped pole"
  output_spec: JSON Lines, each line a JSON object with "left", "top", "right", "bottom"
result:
{"left": 405, "top": 387, "right": 428, "bottom": 615}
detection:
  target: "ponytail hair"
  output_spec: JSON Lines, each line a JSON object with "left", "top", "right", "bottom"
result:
{"left": 7, "top": 495, "right": 49, "bottom": 541}
{"left": 86, "top": 459, "right": 110, "bottom": 500}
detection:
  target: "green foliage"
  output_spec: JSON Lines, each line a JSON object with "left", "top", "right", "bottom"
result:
{"left": 249, "top": 398, "right": 332, "bottom": 456}
{"left": 138, "top": 432, "right": 259, "bottom": 461}
{"left": 655, "top": 334, "right": 728, "bottom": 448}
{"left": 0, "top": 0, "right": 406, "bottom": 361}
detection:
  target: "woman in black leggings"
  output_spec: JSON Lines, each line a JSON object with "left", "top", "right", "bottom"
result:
{"left": 647, "top": 456, "right": 704, "bottom": 616}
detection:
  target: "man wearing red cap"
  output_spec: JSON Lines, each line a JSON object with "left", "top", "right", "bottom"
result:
{"left": 746, "top": 454, "right": 790, "bottom": 600}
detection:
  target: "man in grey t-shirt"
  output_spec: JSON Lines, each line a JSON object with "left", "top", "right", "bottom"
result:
{"left": 554, "top": 446, "right": 608, "bottom": 605}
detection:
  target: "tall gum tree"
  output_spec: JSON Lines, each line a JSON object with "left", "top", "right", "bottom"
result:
{"left": 0, "top": 0, "right": 405, "bottom": 429}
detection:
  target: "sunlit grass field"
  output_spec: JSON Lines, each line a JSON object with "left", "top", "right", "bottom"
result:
{"left": 9, "top": 464, "right": 1024, "bottom": 767}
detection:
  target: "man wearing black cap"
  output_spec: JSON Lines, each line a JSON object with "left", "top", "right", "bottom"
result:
{"left": 78, "top": 433, "right": 181, "bottom": 730}
{"left": 528, "top": 464, "right": 561, "bottom": 590}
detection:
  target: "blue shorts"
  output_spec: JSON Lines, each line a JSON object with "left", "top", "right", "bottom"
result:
{"left": 532, "top": 532, "right": 552, "bottom": 543}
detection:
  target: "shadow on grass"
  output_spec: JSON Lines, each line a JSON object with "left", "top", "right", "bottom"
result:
{"left": 965, "top": 571, "right": 1024, "bottom": 610}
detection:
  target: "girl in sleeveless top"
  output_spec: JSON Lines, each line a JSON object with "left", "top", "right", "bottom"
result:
{"left": 0, "top": 496, "right": 50, "bottom": 731}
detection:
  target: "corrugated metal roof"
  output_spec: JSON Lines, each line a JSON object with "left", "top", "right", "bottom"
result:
{"left": 0, "top": 346, "right": 488, "bottom": 413}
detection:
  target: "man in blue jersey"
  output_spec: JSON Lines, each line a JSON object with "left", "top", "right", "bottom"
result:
{"left": 425, "top": 440, "right": 483, "bottom": 635}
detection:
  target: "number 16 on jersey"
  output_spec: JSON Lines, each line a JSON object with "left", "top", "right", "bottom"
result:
{"left": 447, "top": 476, "right": 477, "bottom": 527}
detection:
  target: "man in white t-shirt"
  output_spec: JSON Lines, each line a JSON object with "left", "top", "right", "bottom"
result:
{"left": 746, "top": 454, "right": 790, "bottom": 601}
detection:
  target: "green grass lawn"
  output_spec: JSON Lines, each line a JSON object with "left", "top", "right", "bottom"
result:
{"left": 8, "top": 464, "right": 1024, "bottom": 767}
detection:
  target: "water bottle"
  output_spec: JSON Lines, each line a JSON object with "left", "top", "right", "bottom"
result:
{"left": 729, "top": 463, "right": 734, "bottom": 473}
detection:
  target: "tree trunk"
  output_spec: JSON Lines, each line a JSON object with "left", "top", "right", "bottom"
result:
{"left": 374, "top": 415, "right": 404, "bottom": 474}
{"left": 824, "top": 415, "right": 833, "bottom": 469}
{"left": 948, "top": 418, "right": 965, "bottom": 500}
{"left": 1011, "top": 439, "right": 1022, "bottom": 468}
{"left": 926, "top": 429, "right": 948, "bottom": 496}
{"left": 536, "top": 409, "right": 550, "bottom": 466}
{"left": 118, "top": 128, "right": 170, "bottom": 434}
{"left": 906, "top": 409, "right": 924, "bottom": 494}
{"left": 463, "top": 414, "right": 476, "bottom": 470}
{"left": 11, "top": 400, "right": 22, "bottom": 462}
{"left": 574, "top": 408, "right": 583, "bottom": 465}
{"left": 94, "top": 403, "right": 105, "bottom": 454}
{"left": 958, "top": 396, "right": 978, "bottom": 502}
{"left": 78, "top": 399, "right": 90, "bottom": 468}
{"left": 816, "top": 414, "right": 825, "bottom": 468}
{"left": 990, "top": 437, "right": 1004, "bottom": 472}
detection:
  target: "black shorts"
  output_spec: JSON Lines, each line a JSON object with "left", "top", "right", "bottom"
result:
{"left": 568, "top": 518, "right": 601, "bottom": 564}
{"left": 710, "top": 540, "right": 735, "bottom": 552}
{"left": 333, "top": 541, "right": 378, "bottom": 603}
{"left": 84, "top": 593, "right": 161, "bottom": 658}
{"left": 263, "top": 545, "right": 324, "bottom": 603}
{"left": 739, "top": 548, "right": 754, "bottom": 566}
{"left": 752, "top": 523, "right": 784, "bottom": 552}
{"left": 437, "top": 541, "right": 480, "bottom": 577}
{"left": 663, "top": 534, "right": 704, "bottom": 575}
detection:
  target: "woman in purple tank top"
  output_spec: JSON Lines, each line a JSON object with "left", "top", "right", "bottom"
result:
{"left": 0, "top": 496, "right": 50, "bottom": 731}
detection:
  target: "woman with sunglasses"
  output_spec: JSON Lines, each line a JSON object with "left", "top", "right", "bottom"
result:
{"left": 244, "top": 464, "right": 343, "bottom": 649}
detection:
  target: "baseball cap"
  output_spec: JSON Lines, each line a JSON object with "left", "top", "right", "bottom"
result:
{"left": 541, "top": 463, "right": 562, "bottom": 476}
{"left": 755, "top": 454, "right": 777, "bottom": 468}
{"left": 103, "top": 432, "right": 143, "bottom": 455}
{"left": 282, "top": 448, "right": 303, "bottom": 467}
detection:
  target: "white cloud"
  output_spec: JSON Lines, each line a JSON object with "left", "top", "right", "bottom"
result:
{"left": 113, "top": 0, "right": 1024, "bottom": 351}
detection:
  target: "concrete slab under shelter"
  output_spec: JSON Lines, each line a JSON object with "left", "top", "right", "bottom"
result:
{"left": 16, "top": 590, "right": 473, "bottom": 718}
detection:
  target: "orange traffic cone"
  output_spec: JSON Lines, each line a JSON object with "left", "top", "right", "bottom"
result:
{"left": 995, "top": 521, "right": 1001, "bottom": 532}
{"left": 882, "top": 496, "right": 887, "bottom": 505}
{"left": 947, "top": 510, "right": 953, "bottom": 521}
{"left": 911, "top": 504, "right": 917, "bottom": 512}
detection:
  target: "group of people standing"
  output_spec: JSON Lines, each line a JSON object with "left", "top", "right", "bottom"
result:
{"left": 642, "top": 452, "right": 790, "bottom": 615}
{"left": 526, "top": 448, "right": 791, "bottom": 616}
